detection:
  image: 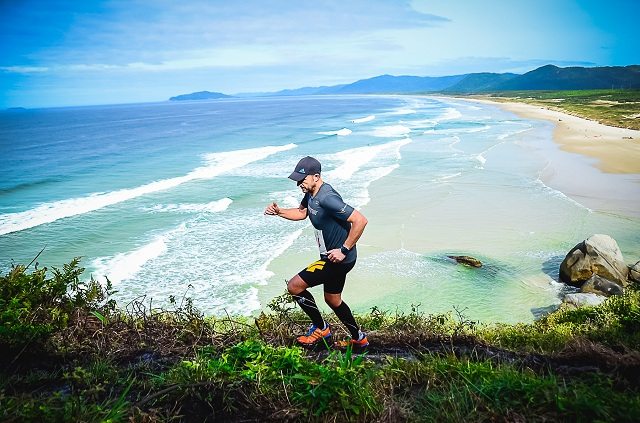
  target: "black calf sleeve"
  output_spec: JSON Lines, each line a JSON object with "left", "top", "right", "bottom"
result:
{"left": 294, "top": 290, "right": 325, "bottom": 328}
{"left": 330, "top": 301, "right": 360, "bottom": 339}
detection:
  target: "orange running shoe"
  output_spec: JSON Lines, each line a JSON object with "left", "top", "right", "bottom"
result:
{"left": 296, "top": 323, "right": 331, "bottom": 346}
{"left": 334, "top": 333, "right": 369, "bottom": 349}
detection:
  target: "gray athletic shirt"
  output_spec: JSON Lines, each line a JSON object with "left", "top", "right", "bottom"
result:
{"left": 301, "top": 183, "right": 356, "bottom": 263}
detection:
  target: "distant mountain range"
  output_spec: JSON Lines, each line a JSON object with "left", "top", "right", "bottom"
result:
{"left": 170, "top": 65, "right": 640, "bottom": 100}
{"left": 169, "top": 91, "right": 231, "bottom": 101}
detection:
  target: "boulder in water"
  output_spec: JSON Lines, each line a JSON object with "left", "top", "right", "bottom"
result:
{"left": 559, "top": 234, "right": 629, "bottom": 287}
{"left": 447, "top": 255, "right": 482, "bottom": 268}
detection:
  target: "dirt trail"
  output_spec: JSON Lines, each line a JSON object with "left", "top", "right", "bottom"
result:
{"left": 304, "top": 336, "right": 640, "bottom": 386}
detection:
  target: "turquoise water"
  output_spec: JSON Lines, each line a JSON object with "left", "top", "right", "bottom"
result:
{"left": 1, "top": 95, "right": 638, "bottom": 322}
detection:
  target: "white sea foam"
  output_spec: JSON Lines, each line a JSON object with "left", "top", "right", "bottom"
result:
{"left": 261, "top": 184, "right": 302, "bottom": 208}
{"left": 371, "top": 125, "right": 411, "bottom": 138}
{"left": 534, "top": 178, "right": 593, "bottom": 212}
{"left": 350, "top": 164, "right": 399, "bottom": 208}
{"left": 436, "top": 100, "right": 482, "bottom": 111}
{"left": 471, "top": 137, "right": 511, "bottom": 166}
{"left": 146, "top": 198, "right": 233, "bottom": 214}
{"left": 436, "top": 107, "right": 462, "bottom": 121}
{"left": 91, "top": 208, "right": 306, "bottom": 314}
{"left": 323, "top": 139, "right": 410, "bottom": 211}
{"left": 254, "top": 228, "right": 305, "bottom": 285}
{"left": 443, "top": 136, "right": 463, "bottom": 153}
{"left": 424, "top": 125, "right": 491, "bottom": 135}
{"left": 281, "top": 194, "right": 301, "bottom": 209}
{"left": 0, "top": 144, "right": 295, "bottom": 235}
{"left": 389, "top": 108, "right": 417, "bottom": 115}
{"left": 359, "top": 248, "right": 442, "bottom": 279}
{"left": 325, "top": 138, "right": 412, "bottom": 180}
{"left": 351, "top": 115, "right": 375, "bottom": 123}
{"left": 433, "top": 172, "right": 462, "bottom": 183}
{"left": 205, "top": 289, "right": 262, "bottom": 316}
{"left": 497, "top": 126, "right": 532, "bottom": 140}
{"left": 402, "top": 119, "right": 437, "bottom": 130}
{"left": 91, "top": 235, "right": 170, "bottom": 285}
{"left": 318, "top": 128, "right": 352, "bottom": 136}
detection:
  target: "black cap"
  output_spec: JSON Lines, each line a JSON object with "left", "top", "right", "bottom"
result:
{"left": 288, "top": 156, "right": 321, "bottom": 182}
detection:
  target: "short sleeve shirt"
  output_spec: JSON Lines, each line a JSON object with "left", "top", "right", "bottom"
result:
{"left": 301, "top": 183, "right": 356, "bottom": 263}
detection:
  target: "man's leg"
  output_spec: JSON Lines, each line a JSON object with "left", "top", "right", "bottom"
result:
{"left": 287, "top": 274, "right": 325, "bottom": 328}
{"left": 324, "top": 292, "right": 360, "bottom": 339}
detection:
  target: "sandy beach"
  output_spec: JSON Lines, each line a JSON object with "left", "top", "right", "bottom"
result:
{"left": 460, "top": 98, "right": 640, "bottom": 217}
{"left": 471, "top": 99, "right": 640, "bottom": 174}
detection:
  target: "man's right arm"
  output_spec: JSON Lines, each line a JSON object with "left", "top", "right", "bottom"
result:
{"left": 264, "top": 202, "right": 308, "bottom": 221}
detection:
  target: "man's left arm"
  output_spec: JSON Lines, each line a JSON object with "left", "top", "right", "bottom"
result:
{"left": 327, "top": 209, "right": 368, "bottom": 263}
{"left": 343, "top": 210, "right": 367, "bottom": 250}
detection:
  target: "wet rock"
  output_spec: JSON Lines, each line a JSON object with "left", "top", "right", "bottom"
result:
{"left": 559, "top": 234, "right": 629, "bottom": 287}
{"left": 629, "top": 261, "right": 640, "bottom": 283}
{"left": 531, "top": 304, "right": 561, "bottom": 320}
{"left": 447, "top": 255, "right": 482, "bottom": 268}
{"left": 580, "top": 274, "right": 623, "bottom": 296}
{"left": 563, "top": 293, "right": 607, "bottom": 308}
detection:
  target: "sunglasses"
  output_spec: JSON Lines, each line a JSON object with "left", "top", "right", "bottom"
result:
{"left": 296, "top": 174, "right": 316, "bottom": 186}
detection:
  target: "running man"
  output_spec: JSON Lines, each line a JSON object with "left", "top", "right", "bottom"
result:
{"left": 264, "top": 156, "right": 369, "bottom": 348}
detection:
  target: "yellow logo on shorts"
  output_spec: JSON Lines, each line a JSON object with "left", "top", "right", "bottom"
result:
{"left": 306, "top": 260, "right": 326, "bottom": 273}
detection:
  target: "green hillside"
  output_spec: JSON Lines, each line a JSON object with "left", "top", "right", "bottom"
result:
{"left": 475, "top": 89, "right": 640, "bottom": 130}
{"left": 442, "top": 72, "right": 518, "bottom": 93}
{"left": 495, "top": 65, "right": 640, "bottom": 91}
{"left": 2, "top": 259, "right": 640, "bottom": 422}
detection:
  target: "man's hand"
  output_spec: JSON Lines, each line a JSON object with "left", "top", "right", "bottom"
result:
{"left": 264, "top": 202, "right": 281, "bottom": 216}
{"left": 327, "top": 248, "right": 346, "bottom": 263}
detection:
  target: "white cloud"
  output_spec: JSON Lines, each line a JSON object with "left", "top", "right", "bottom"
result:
{"left": 123, "top": 48, "right": 280, "bottom": 70}
{"left": 2, "top": 47, "right": 281, "bottom": 75}
{"left": 0, "top": 65, "right": 50, "bottom": 73}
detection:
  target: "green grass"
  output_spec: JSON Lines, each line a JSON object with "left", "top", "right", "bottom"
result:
{"left": 479, "top": 89, "right": 640, "bottom": 130}
{"left": 161, "top": 340, "right": 380, "bottom": 419}
{"left": 478, "top": 290, "right": 640, "bottom": 353}
{"left": 390, "top": 355, "right": 640, "bottom": 422}
{"left": 1, "top": 259, "right": 640, "bottom": 422}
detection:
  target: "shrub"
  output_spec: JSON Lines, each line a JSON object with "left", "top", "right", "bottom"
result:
{"left": 479, "top": 290, "right": 640, "bottom": 353}
{"left": 0, "top": 258, "right": 115, "bottom": 350}
{"left": 167, "top": 339, "right": 380, "bottom": 419}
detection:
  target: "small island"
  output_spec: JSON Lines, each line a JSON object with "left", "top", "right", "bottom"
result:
{"left": 169, "top": 91, "right": 231, "bottom": 101}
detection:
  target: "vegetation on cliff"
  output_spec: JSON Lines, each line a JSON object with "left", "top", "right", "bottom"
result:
{"left": 1, "top": 259, "right": 639, "bottom": 422}
{"left": 476, "top": 89, "right": 640, "bottom": 130}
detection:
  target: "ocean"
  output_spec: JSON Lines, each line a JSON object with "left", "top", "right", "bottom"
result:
{"left": 1, "top": 95, "right": 638, "bottom": 323}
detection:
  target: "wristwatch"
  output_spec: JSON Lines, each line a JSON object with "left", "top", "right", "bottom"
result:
{"left": 340, "top": 245, "right": 350, "bottom": 255}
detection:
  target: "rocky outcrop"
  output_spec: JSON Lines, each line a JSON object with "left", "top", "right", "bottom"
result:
{"left": 630, "top": 261, "right": 640, "bottom": 283}
{"left": 447, "top": 255, "right": 482, "bottom": 268}
{"left": 580, "top": 274, "right": 623, "bottom": 297}
{"left": 559, "top": 234, "right": 629, "bottom": 287}
{"left": 563, "top": 293, "right": 607, "bottom": 308}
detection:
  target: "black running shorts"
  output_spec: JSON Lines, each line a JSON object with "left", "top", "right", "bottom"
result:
{"left": 297, "top": 258, "right": 356, "bottom": 294}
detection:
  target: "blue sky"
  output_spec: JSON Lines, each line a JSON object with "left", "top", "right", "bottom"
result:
{"left": 1, "top": 0, "right": 638, "bottom": 108}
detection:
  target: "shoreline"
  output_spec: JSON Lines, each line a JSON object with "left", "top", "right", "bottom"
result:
{"left": 455, "top": 97, "right": 640, "bottom": 217}
{"left": 460, "top": 97, "right": 640, "bottom": 174}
